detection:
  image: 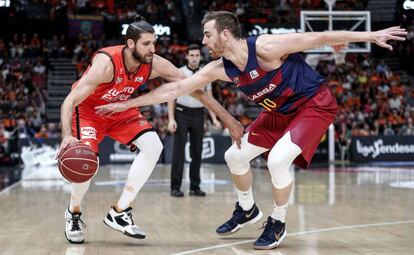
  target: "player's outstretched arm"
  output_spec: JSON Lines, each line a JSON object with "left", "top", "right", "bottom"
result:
{"left": 57, "top": 53, "right": 113, "bottom": 158}
{"left": 258, "top": 26, "right": 407, "bottom": 59}
{"left": 95, "top": 59, "right": 225, "bottom": 113}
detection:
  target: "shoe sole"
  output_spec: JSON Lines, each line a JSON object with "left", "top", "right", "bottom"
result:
{"left": 103, "top": 218, "right": 146, "bottom": 239}
{"left": 253, "top": 230, "right": 287, "bottom": 250}
{"left": 64, "top": 231, "right": 84, "bottom": 244}
{"left": 217, "top": 210, "right": 263, "bottom": 236}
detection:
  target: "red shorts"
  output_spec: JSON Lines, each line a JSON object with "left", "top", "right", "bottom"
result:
{"left": 71, "top": 105, "right": 154, "bottom": 153}
{"left": 247, "top": 86, "right": 337, "bottom": 169}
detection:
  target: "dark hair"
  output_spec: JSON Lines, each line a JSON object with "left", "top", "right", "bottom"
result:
{"left": 186, "top": 44, "right": 200, "bottom": 54}
{"left": 201, "top": 11, "right": 241, "bottom": 39}
{"left": 125, "top": 15, "right": 155, "bottom": 44}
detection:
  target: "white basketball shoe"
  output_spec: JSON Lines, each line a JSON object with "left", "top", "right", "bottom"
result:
{"left": 65, "top": 208, "right": 86, "bottom": 244}
{"left": 103, "top": 206, "right": 146, "bottom": 239}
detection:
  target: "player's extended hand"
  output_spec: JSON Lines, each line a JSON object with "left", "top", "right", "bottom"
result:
{"left": 372, "top": 26, "right": 407, "bottom": 51}
{"left": 95, "top": 102, "right": 129, "bottom": 116}
{"left": 168, "top": 119, "right": 177, "bottom": 133}
{"left": 227, "top": 120, "right": 244, "bottom": 149}
{"left": 56, "top": 135, "right": 81, "bottom": 160}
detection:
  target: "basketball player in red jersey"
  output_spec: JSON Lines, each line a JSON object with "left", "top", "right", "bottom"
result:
{"left": 95, "top": 12, "right": 406, "bottom": 249}
{"left": 57, "top": 15, "right": 244, "bottom": 244}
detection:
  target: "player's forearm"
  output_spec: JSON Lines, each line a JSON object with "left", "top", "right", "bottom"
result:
{"left": 125, "top": 81, "right": 184, "bottom": 108}
{"left": 60, "top": 98, "right": 75, "bottom": 138}
{"left": 167, "top": 100, "right": 175, "bottom": 121}
{"left": 317, "top": 31, "right": 373, "bottom": 46}
{"left": 192, "top": 91, "right": 237, "bottom": 127}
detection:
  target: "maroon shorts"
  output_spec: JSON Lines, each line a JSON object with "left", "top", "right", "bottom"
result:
{"left": 71, "top": 105, "right": 154, "bottom": 153}
{"left": 247, "top": 85, "right": 338, "bottom": 169}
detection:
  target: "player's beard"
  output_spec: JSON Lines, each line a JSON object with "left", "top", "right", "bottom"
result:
{"left": 209, "top": 39, "right": 225, "bottom": 60}
{"left": 132, "top": 48, "right": 153, "bottom": 64}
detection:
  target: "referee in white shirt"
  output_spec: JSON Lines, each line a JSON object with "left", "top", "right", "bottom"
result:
{"left": 168, "top": 44, "right": 221, "bottom": 197}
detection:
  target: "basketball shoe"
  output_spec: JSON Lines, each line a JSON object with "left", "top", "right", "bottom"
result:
{"left": 216, "top": 202, "right": 262, "bottom": 235}
{"left": 103, "top": 206, "right": 146, "bottom": 239}
{"left": 65, "top": 208, "right": 86, "bottom": 244}
{"left": 253, "top": 216, "right": 287, "bottom": 250}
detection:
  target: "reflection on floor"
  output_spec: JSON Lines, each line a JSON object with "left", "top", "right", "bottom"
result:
{"left": 1, "top": 163, "right": 414, "bottom": 255}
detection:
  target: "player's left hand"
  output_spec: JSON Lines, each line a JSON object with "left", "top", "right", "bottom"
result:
{"left": 227, "top": 120, "right": 244, "bottom": 149}
{"left": 95, "top": 102, "right": 129, "bottom": 116}
{"left": 372, "top": 26, "right": 407, "bottom": 51}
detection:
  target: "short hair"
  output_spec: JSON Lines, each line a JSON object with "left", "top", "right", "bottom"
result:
{"left": 186, "top": 44, "right": 201, "bottom": 54}
{"left": 125, "top": 15, "right": 155, "bottom": 44}
{"left": 201, "top": 11, "right": 241, "bottom": 39}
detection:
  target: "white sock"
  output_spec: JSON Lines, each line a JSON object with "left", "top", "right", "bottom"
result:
{"left": 271, "top": 201, "right": 288, "bottom": 223}
{"left": 69, "top": 180, "right": 91, "bottom": 212}
{"left": 236, "top": 186, "right": 254, "bottom": 211}
{"left": 117, "top": 132, "right": 163, "bottom": 210}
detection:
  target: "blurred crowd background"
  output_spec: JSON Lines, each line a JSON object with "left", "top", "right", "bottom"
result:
{"left": 1, "top": 0, "right": 414, "bottom": 164}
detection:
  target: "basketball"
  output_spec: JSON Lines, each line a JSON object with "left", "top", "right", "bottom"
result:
{"left": 58, "top": 143, "right": 98, "bottom": 183}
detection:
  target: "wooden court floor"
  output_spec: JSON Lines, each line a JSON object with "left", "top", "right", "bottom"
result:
{"left": 0, "top": 163, "right": 414, "bottom": 255}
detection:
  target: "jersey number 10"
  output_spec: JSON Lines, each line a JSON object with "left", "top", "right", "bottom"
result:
{"left": 258, "top": 98, "right": 277, "bottom": 111}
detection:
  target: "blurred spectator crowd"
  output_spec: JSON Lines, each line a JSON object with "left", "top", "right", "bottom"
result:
{"left": 0, "top": 0, "right": 413, "bottom": 162}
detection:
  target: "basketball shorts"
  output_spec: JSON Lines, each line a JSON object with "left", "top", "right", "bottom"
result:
{"left": 71, "top": 104, "right": 154, "bottom": 153}
{"left": 247, "top": 85, "right": 338, "bottom": 169}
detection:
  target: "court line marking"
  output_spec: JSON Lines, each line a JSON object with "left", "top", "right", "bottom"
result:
{"left": 0, "top": 179, "right": 22, "bottom": 196}
{"left": 171, "top": 220, "right": 414, "bottom": 255}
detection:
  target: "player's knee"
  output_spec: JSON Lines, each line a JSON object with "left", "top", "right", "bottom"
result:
{"left": 224, "top": 146, "right": 250, "bottom": 175}
{"left": 144, "top": 137, "right": 163, "bottom": 159}
{"left": 267, "top": 156, "right": 292, "bottom": 189}
{"left": 132, "top": 133, "right": 163, "bottom": 160}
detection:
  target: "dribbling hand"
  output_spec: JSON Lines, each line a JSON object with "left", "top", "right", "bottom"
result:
{"left": 56, "top": 135, "right": 81, "bottom": 160}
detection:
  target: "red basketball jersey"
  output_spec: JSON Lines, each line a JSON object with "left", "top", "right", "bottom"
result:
{"left": 72, "top": 45, "right": 152, "bottom": 108}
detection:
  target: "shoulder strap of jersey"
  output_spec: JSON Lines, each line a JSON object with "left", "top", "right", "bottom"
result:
{"left": 245, "top": 35, "right": 259, "bottom": 71}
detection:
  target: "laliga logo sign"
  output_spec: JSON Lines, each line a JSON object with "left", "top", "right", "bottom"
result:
{"left": 404, "top": 0, "right": 414, "bottom": 9}
{"left": 122, "top": 24, "right": 171, "bottom": 36}
{"left": 0, "top": 0, "right": 11, "bottom": 7}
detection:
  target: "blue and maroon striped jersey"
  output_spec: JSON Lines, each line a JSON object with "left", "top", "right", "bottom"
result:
{"left": 222, "top": 35, "right": 325, "bottom": 113}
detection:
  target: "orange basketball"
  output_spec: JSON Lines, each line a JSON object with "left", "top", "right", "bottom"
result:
{"left": 58, "top": 143, "right": 98, "bottom": 183}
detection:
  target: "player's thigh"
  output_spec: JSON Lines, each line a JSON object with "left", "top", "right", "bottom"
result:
{"left": 71, "top": 112, "right": 104, "bottom": 153}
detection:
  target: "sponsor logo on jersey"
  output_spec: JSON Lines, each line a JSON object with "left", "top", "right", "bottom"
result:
{"left": 249, "top": 70, "right": 259, "bottom": 80}
{"left": 247, "top": 83, "right": 277, "bottom": 101}
{"left": 134, "top": 76, "right": 144, "bottom": 83}
{"left": 115, "top": 77, "right": 123, "bottom": 84}
{"left": 101, "top": 87, "right": 135, "bottom": 102}
{"left": 81, "top": 127, "right": 97, "bottom": 140}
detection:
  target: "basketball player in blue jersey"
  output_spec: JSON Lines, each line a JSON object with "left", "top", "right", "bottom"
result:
{"left": 95, "top": 11, "right": 407, "bottom": 249}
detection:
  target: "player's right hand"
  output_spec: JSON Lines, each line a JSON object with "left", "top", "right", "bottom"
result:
{"left": 228, "top": 120, "right": 244, "bottom": 149}
{"left": 56, "top": 135, "right": 81, "bottom": 160}
{"left": 168, "top": 119, "right": 177, "bottom": 133}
